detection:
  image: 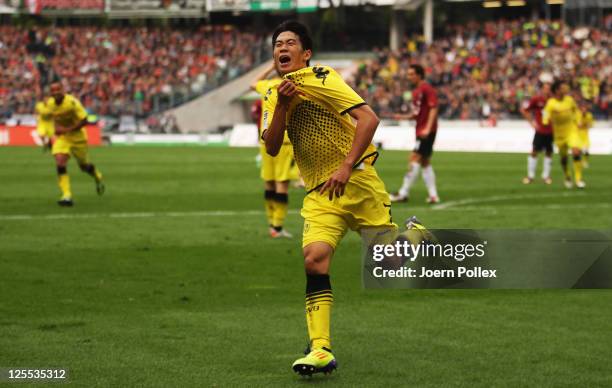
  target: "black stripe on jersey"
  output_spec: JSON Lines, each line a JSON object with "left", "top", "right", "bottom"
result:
{"left": 340, "top": 102, "right": 367, "bottom": 116}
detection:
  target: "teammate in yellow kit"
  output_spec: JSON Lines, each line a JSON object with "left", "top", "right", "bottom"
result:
{"left": 250, "top": 64, "right": 298, "bottom": 238}
{"left": 48, "top": 82, "right": 105, "bottom": 206}
{"left": 35, "top": 99, "right": 55, "bottom": 152}
{"left": 576, "top": 101, "right": 594, "bottom": 168}
{"left": 542, "top": 81, "right": 585, "bottom": 189}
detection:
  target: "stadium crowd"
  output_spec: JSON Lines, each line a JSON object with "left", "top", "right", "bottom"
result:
{"left": 0, "top": 25, "right": 267, "bottom": 118}
{"left": 350, "top": 19, "right": 611, "bottom": 120}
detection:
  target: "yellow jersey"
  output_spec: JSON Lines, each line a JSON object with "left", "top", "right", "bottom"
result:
{"left": 35, "top": 101, "right": 55, "bottom": 137}
{"left": 542, "top": 95, "right": 578, "bottom": 137}
{"left": 262, "top": 65, "right": 378, "bottom": 192}
{"left": 46, "top": 94, "right": 88, "bottom": 139}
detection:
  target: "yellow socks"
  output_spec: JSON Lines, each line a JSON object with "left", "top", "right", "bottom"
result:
{"left": 57, "top": 171, "right": 71, "bottom": 199}
{"left": 573, "top": 155, "right": 583, "bottom": 183}
{"left": 272, "top": 192, "right": 289, "bottom": 230}
{"left": 305, "top": 274, "right": 333, "bottom": 350}
{"left": 264, "top": 190, "right": 276, "bottom": 226}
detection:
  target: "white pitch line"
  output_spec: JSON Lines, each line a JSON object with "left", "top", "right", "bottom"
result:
{"left": 432, "top": 192, "right": 584, "bottom": 210}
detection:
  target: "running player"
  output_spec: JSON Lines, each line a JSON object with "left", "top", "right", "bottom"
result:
{"left": 521, "top": 82, "right": 553, "bottom": 185}
{"left": 48, "top": 81, "right": 105, "bottom": 206}
{"left": 390, "top": 64, "right": 440, "bottom": 204}
{"left": 251, "top": 63, "right": 295, "bottom": 238}
{"left": 542, "top": 80, "right": 585, "bottom": 189}
{"left": 262, "top": 21, "right": 399, "bottom": 376}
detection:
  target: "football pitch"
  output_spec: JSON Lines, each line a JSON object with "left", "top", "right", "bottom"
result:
{"left": 1, "top": 146, "right": 611, "bottom": 387}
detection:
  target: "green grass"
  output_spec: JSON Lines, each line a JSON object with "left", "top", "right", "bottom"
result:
{"left": 0, "top": 147, "right": 611, "bottom": 387}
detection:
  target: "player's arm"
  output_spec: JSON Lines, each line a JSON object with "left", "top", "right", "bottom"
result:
{"left": 520, "top": 100, "right": 537, "bottom": 129}
{"left": 393, "top": 112, "right": 416, "bottom": 121}
{"left": 542, "top": 100, "right": 552, "bottom": 126}
{"left": 319, "top": 104, "right": 380, "bottom": 199}
{"left": 250, "top": 63, "right": 276, "bottom": 91}
{"left": 263, "top": 80, "right": 297, "bottom": 156}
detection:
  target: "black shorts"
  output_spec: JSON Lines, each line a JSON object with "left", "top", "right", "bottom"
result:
{"left": 414, "top": 131, "right": 437, "bottom": 158}
{"left": 533, "top": 133, "right": 553, "bottom": 153}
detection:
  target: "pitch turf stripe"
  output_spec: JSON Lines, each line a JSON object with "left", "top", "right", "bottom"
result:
{"left": 432, "top": 192, "right": 584, "bottom": 210}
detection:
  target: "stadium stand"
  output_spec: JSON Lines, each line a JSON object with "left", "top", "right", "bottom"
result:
{"left": 349, "top": 19, "right": 610, "bottom": 120}
{"left": 0, "top": 25, "right": 267, "bottom": 120}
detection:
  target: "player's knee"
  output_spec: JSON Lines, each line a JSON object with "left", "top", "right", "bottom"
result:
{"left": 56, "top": 166, "right": 67, "bottom": 175}
{"left": 303, "top": 246, "right": 331, "bottom": 274}
{"left": 573, "top": 154, "right": 582, "bottom": 162}
{"left": 420, "top": 158, "right": 430, "bottom": 167}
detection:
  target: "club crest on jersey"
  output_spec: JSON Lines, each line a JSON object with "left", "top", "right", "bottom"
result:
{"left": 313, "top": 67, "right": 330, "bottom": 85}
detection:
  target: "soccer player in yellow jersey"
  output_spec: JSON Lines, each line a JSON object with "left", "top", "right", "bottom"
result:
{"left": 250, "top": 63, "right": 297, "bottom": 238}
{"left": 576, "top": 101, "right": 594, "bottom": 168}
{"left": 35, "top": 99, "right": 55, "bottom": 152}
{"left": 48, "top": 82, "right": 105, "bottom": 206}
{"left": 542, "top": 81, "right": 585, "bottom": 189}
{"left": 262, "top": 21, "right": 398, "bottom": 376}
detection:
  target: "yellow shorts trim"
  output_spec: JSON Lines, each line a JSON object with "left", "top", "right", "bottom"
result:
{"left": 52, "top": 135, "right": 90, "bottom": 165}
{"left": 301, "top": 165, "right": 397, "bottom": 249}
{"left": 260, "top": 144, "right": 299, "bottom": 182}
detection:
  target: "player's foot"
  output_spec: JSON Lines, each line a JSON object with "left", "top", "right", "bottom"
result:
{"left": 57, "top": 197, "right": 74, "bottom": 207}
{"left": 522, "top": 177, "right": 533, "bottom": 185}
{"left": 564, "top": 179, "right": 573, "bottom": 189}
{"left": 95, "top": 179, "right": 105, "bottom": 196}
{"left": 270, "top": 228, "right": 293, "bottom": 239}
{"left": 575, "top": 180, "right": 586, "bottom": 189}
{"left": 292, "top": 348, "right": 337, "bottom": 376}
{"left": 426, "top": 196, "right": 440, "bottom": 204}
{"left": 390, "top": 192, "right": 408, "bottom": 203}
{"left": 405, "top": 215, "right": 435, "bottom": 241}
{"left": 543, "top": 177, "right": 553, "bottom": 185}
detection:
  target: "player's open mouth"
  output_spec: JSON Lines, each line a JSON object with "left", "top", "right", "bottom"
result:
{"left": 279, "top": 55, "right": 291, "bottom": 65}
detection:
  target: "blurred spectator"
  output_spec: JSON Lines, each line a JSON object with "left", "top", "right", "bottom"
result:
{"left": 350, "top": 19, "right": 611, "bottom": 120}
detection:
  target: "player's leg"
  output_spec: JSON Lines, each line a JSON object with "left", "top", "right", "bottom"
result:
{"left": 542, "top": 135, "right": 553, "bottom": 185}
{"left": 293, "top": 196, "right": 347, "bottom": 376}
{"left": 419, "top": 132, "right": 439, "bottom": 203}
{"left": 74, "top": 144, "right": 104, "bottom": 195}
{"left": 270, "top": 144, "right": 295, "bottom": 238}
{"left": 557, "top": 143, "right": 572, "bottom": 188}
{"left": 571, "top": 147, "right": 585, "bottom": 188}
{"left": 391, "top": 151, "right": 421, "bottom": 202}
{"left": 524, "top": 133, "right": 540, "bottom": 184}
{"left": 54, "top": 153, "right": 72, "bottom": 206}
{"left": 52, "top": 137, "right": 72, "bottom": 206}
{"left": 272, "top": 180, "right": 291, "bottom": 238}
{"left": 263, "top": 180, "right": 276, "bottom": 234}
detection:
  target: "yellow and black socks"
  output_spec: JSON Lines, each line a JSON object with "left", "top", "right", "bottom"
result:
{"left": 57, "top": 166, "right": 71, "bottom": 199}
{"left": 264, "top": 190, "right": 276, "bottom": 227}
{"left": 272, "top": 192, "right": 288, "bottom": 232}
{"left": 305, "top": 274, "right": 333, "bottom": 350}
{"left": 80, "top": 163, "right": 102, "bottom": 181}
{"left": 573, "top": 154, "right": 583, "bottom": 183}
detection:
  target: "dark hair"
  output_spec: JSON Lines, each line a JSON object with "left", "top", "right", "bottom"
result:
{"left": 409, "top": 64, "right": 425, "bottom": 79}
{"left": 551, "top": 80, "right": 565, "bottom": 94}
{"left": 272, "top": 20, "right": 313, "bottom": 65}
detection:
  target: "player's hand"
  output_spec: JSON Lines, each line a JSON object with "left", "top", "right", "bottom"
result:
{"left": 319, "top": 162, "right": 352, "bottom": 200}
{"left": 277, "top": 80, "right": 300, "bottom": 107}
{"left": 421, "top": 128, "right": 431, "bottom": 137}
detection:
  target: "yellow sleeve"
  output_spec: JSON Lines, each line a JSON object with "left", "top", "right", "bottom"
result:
{"left": 288, "top": 66, "right": 365, "bottom": 115}
{"left": 254, "top": 80, "right": 269, "bottom": 96}
{"left": 261, "top": 84, "right": 278, "bottom": 135}
{"left": 542, "top": 100, "right": 552, "bottom": 126}
{"left": 585, "top": 113, "right": 594, "bottom": 129}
